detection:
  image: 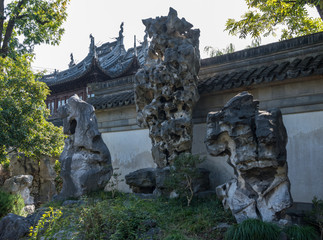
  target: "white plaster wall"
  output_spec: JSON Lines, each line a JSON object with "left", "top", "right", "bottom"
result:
{"left": 283, "top": 111, "right": 323, "bottom": 203}
{"left": 191, "top": 113, "right": 323, "bottom": 203}
{"left": 192, "top": 123, "right": 234, "bottom": 190}
{"left": 101, "top": 129, "right": 155, "bottom": 192}
{"left": 100, "top": 113, "right": 323, "bottom": 203}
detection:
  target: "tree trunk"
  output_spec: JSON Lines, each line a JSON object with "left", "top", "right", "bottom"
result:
{"left": 316, "top": 4, "right": 323, "bottom": 21}
{"left": 0, "top": 0, "right": 4, "bottom": 49}
{"left": 0, "top": 0, "right": 27, "bottom": 57}
{"left": 1, "top": 18, "right": 15, "bottom": 57}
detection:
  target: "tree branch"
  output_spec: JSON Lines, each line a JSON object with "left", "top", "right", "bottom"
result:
{"left": 1, "top": 0, "right": 28, "bottom": 57}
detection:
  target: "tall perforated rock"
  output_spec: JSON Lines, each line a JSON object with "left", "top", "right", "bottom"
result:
{"left": 56, "top": 95, "right": 113, "bottom": 199}
{"left": 205, "top": 92, "right": 292, "bottom": 223}
{"left": 135, "top": 8, "right": 200, "bottom": 167}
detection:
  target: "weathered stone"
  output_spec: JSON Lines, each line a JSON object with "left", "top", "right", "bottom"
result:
{"left": 125, "top": 168, "right": 156, "bottom": 194}
{"left": 0, "top": 214, "right": 31, "bottom": 240}
{"left": 56, "top": 95, "right": 112, "bottom": 199}
{"left": 3, "top": 175, "right": 34, "bottom": 205}
{"left": 23, "top": 205, "right": 35, "bottom": 215}
{"left": 0, "top": 211, "right": 43, "bottom": 240}
{"left": 8, "top": 154, "right": 57, "bottom": 205}
{"left": 205, "top": 91, "right": 292, "bottom": 223}
{"left": 125, "top": 167, "right": 210, "bottom": 196}
{"left": 135, "top": 8, "right": 200, "bottom": 167}
{"left": 0, "top": 165, "right": 10, "bottom": 186}
{"left": 38, "top": 157, "right": 57, "bottom": 203}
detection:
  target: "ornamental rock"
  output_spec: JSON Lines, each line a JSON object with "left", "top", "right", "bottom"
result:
{"left": 205, "top": 92, "right": 292, "bottom": 223}
{"left": 56, "top": 95, "right": 113, "bottom": 199}
{"left": 135, "top": 8, "right": 200, "bottom": 167}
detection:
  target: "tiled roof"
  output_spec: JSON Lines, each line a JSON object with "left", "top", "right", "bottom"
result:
{"left": 41, "top": 32, "right": 148, "bottom": 87}
{"left": 198, "top": 54, "right": 323, "bottom": 94}
{"left": 87, "top": 90, "right": 135, "bottom": 109}
{"left": 89, "top": 32, "right": 323, "bottom": 110}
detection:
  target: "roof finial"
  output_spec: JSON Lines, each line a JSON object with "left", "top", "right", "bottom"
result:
{"left": 118, "top": 22, "right": 124, "bottom": 45}
{"left": 89, "top": 34, "right": 95, "bottom": 53}
{"left": 69, "top": 53, "right": 75, "bottom": 68}
{"left": 134, "top": 35, "right": 137, "bottom": 56}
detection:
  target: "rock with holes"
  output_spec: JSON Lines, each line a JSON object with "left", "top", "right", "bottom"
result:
{"left": 205, "top": 91, "right": 292, "bottom": 223}
{"left": 135, "top": 8, "right": 200, "bottom": 167}
{"left": 56, "top": 95, "right": 112, "bottom": 199}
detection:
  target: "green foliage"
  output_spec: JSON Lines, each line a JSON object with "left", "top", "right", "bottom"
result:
{"left": 225, "top": 0, "right": 323, "bottom": 41}
{"left": 166, "top": 153, "right": 205, "bottom": 206}
{"left": 0, "top": 55, "right": 65, "bottom": 163}
{"left": 106, "top": 168, "right": 124, "bottom": 198}
{"left": 164, "top": 232, "right": 190, "bottom": 240}
{"left": 283, "top": 225, "right": 318, "bottom": 240}
{"left": 29, "top": 207, "right": 63, "bottom": 239}
{"left": 78, "top": 196, "right": 151, "bottom": 240}
{"left": 204, "top": 43, "right": 235, "bottom": 57}
{"left": 0, "top": 0, "right": 70, "bottom": 57}
{"left": 224, "top": 218, "right": 281, "bottom": 240}
{"left": 307, "top": 196, "right": 323, "bottom": 239}
{"left": 31, "top": 190, "right": 234, "bottom": 239}
{"left": 0, "top": 156, "right": 10, "bottom": 169}
{"left": 53, "top": 160, "right": 63, "bottom": 193}
{"left": 0, "top": 189, "right": 25, "bottom": 218}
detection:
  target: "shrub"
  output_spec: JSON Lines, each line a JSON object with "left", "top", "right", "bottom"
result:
{"left": 105, "top": 167, "right": 124, "bottom": 198}
{"left": 54, "top": 159, "right": 63, "bottom": 193}
{"left": 164, "top": 232, "right": 188, "bottom": 240}
{"left": 79, "top": 197, "right": 151, "bottom": 240}
{"left": 306, "top": 196, "right": 323, "bottom": 239}
{"left": 283, "top": 225, "right": 318, "bottom": 240}
{"left": 224, "top": 218, "right": 280, "bottom": 240}
{"left": 165, "top": 153, "right": 205, "bottom": 206}
{"left": 0, "top": 189, "right": 25, "bottom": 218}
{"left": 29, "top": 207, "right": 63, "bottom": 239}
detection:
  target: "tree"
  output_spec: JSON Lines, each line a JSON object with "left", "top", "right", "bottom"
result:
{"left": 0, "top": 55, "right": 65, "bottom": 162}
{"left": 0, "top": 0, "right": 69, "bottom": 58}
{"left": 225, "top": 0, "right": 323, "bottom": 41}
{"left": 204, "top": 43, "right": 235, "bottom": 57}
{"left": 0, "top": 0, "right": 69, "bottom": 163}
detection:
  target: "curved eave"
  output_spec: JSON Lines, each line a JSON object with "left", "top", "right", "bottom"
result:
{"left": 48, "top": 57, "right": 110, "bottom": 94}
{"left": 43, "top": 52, "right": 95, "bottom": 87}
{"left": 100, "top": 55, "right": 140, "bottom": 79}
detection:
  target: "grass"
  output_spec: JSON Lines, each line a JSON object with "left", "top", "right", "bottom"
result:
{"left": 224, "top": 218, "right": 281, "bottom": 240}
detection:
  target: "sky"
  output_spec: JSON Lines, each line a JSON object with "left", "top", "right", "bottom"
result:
{"left": 31, "top": 0, "right": 320, "bottom": 72}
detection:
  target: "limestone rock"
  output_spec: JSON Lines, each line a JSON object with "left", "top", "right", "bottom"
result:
{"left": 0, "top": 214, "right": 31, "bottom": 240}
{"left": 3, "top": 175, "right": 34, "bottom": 205}
{"left": 135, "top": 8, "right": 200, "bottom": 167}
{"left": 0, "top": 165, "right": 10, "bottom": 186}
{"left": 0, "top": 212, "right": 43, "bottom": 240}
{"left": 125, "top": 167, "right": 210, "bottom": 196}
{"left": 125, "top": 168, "right": 156, "bottom": 194}
{"left": 56, "top": 95, "right": 112, "bottom": 199}
{"left": 205, "top": 92, "right": 292, "bottom": 223}
{"left": 8, "top": 154, "right": 57, "bottom": 205}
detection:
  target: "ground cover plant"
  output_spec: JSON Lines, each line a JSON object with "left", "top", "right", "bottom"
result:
{"left": 0, "top": 189, "right": 317, "bottom": 239}
{"left": 30, "top": 191, "right": 235, "bottom": 240}
{"left": 0, "top": 189, "right": 25, "bottom": 219}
